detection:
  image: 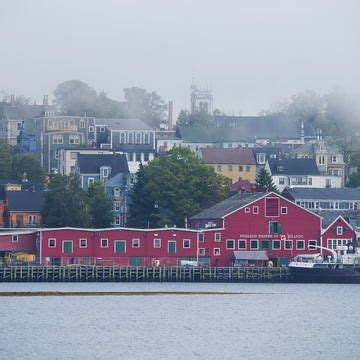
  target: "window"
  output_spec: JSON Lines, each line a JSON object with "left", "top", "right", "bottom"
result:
{"left": 128, "top": 133, "right": 133, "bottom": 144}
{"left": 217, "top": 165, "right": 222, "bottom": 172}
{"left": 269, "top": 221, "right": 282, "bottom": 234}
{"left": 71, "top": 152, "right": 77, "bottom": 160}
{"left": 115, "top": 240, "right": 126, "bottom": 254}
{"left": 246, "top": 166, "right": 250, "bottom": 172}
{"left": 253, "top": 206, "right": 259, "bottom": 214}
{"left": 214, "top": 248, "right": 220, "bottom": 256}
{"left": 281, "top": 207, "right": 287, "bottom": 215}
{"left": 214, "top": 233, "right": 221, "bottom": 242}
{"left": 136, "top": 153, "right": 141, "bottom": 162}
{"left": 198, "top": 233, "right": 204, "bottom": 242}
{"left": 79, "top": 119, "right": 85, "bottom": 128}
{"left": 136, "top": 133, "right": 141, "bottom": 144}
{"left": 89, "top": 126, "right": 95, "bottom": 132}
{"left": 113, "top": 201, "right": 121, "bottom": 211}
{"left": 101, "top": 167, "right": 109, "bottom": 178}
{"left": 100, "top": 127, "right": 105, "bottom": 132}
{"left": 332, "top": 156, "right": 337, "bottom": 163}
{"left": 296, "top": 240, "right": 305, "bottom": 250}
{"left": 12, "top": 234, "right": 18, "bottom": 242}
{"left": 28, "top": 215, "right": 36, "bottom": 224}
{"left": 183, "top": 239, "right": 190, "bottom": 248}
{"left": 144, "top": 153, "right": 149, "bottom": 161}
{"left": 228, "top": 165, "right": 233, "bottom": 171}
{"left": 132, "top": 239, "right": 140, "bottom": 248}
{"left": 48, "top": 238, "right": 56, "bottom": 248}
{"left": 327, "top": 239, "right": 349, "bottom": 250}
{"left": 336, "top": 226, "right": 343, "bottom": 235}
{"left": 54, "top": 150, "right": 60, "bottom": 160}
{"left": 279, "top": 177, "right": 285, "bottom": 185}
{"left": 114, "top": 187, "right": 120, "bottom": 198}
{"left": 272, "top": 240, "right": 281, "bottom": 250}
{"left": 79, "top": 239, "right": 87, "bottom": 248}
{"left": 239, "top": 166, "right": 243, "bottom": 172}
{"left": 226, "top": 239, "right": 235, "bottom": 249}
{"left": 144, "top": 133, "right": 149, "bottom": 144}
{"left": 245, "top": 207, "right": 250, "bottom": 213}
{"left": 153, "top": 238, "right": 161, "bottom": 248}
{"left": 53, "top": 135, "right": 63, "bottom": 144}
{"left": 256, "top": 153, "right": 266, "bottom": 164}
{"left": 101, "top": 238, "right": 109, "bottom": 248}
{"left": 88, "top": 178, "right": 94, "bottom": 187}
{"left": 168, "top": 241, "right": 176, "bottom": 254}
{"left": 308, "top": 177, "right": 312, "bottom": 185}
{"left": 120, "top": 133, "right": 125, "bottom": 144}
{"left": 198, "top": 248, "right": 205, "bottom": 256}
{"left": 238, "top": 240, "right": 246, "bottom": 249}
{"left": 285, "top": 240, "right": 293, "bottom": 250}
{"left": 63, "top": 241, "right": 73, "bottom": 254}
{"left": 308, "top": 240, "right": 317, "bottom": 249}
{"left": 250, "top": 240, "right": 258, "bottom": 249}
{"left": 114, "top": 216, "right": 121, "bottom": 226}
{"left": 266, "top": 198, "right": 280, "bottom": 216}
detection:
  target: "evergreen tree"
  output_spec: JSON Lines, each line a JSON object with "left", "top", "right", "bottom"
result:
{"left": 256, "top": 168, "right": 278, "bottom": 193}
{"left": 11, "top": 153, "right": 45, "bottom": 183}
{"left": 42, "top": 175, "right": 91, "bottom": 227}
{"left": 128, "top": 147, "right": 229, "bottom": 228}
{"left": 88, "top": 182, "right": 113, "bottom": 228}
{"left": 0, "top": 141, "right": 13, "bottom": 179}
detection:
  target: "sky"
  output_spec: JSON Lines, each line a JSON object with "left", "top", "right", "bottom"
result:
{"left": 1, "top": 0, "right": 360, "bottom": 116}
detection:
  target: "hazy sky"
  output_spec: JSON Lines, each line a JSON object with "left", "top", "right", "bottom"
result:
{"left": 1, "top": 0, "right": 359, "bottom": 115}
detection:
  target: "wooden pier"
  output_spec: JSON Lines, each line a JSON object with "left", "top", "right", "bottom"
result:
{"left": 0, "top": 266, "right": 290, "bottom": 282}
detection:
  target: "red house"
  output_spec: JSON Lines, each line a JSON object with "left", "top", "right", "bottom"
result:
{"left": 190, "top": 192, "right": 321, "bottom": 266}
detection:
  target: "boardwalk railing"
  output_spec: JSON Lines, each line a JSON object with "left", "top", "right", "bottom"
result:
{"left": 0, "top": 266, "right": 290, "bottom": 282}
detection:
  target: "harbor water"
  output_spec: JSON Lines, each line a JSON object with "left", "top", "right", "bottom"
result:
{"left": 0, "top": 282, "right": 359, "bottom": 360}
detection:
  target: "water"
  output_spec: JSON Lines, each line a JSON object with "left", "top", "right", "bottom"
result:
{"left": 0, "top": 283, "right": 359, "bottom": 360}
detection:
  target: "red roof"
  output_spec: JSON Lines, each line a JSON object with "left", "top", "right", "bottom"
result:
{"left": 201, "top": 148, "right": 256, "bottom": 165}
{"left": 230, "top": 179, "right": 255, "bottom": 193}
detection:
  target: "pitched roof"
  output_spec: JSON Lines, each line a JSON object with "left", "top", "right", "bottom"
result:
{"left": 268, "top": 158, "right": 320, "bottom": 175}
{"left": 77, "top": 154, "right": 129, "bottom": 175}
{"left": 191, "top": 192, "right": 266, "bottom": 220}
{"left": 200, "top": 148, "right": 256, "bottom": 165}
{"left": 6, "top": 190, "right": 44, "bottom": 212}
{"left": 283, "top": 187, "right": 360, "bottom": 201}
{"left": 230, "top": 179, "right": 254, "bottom": 193}
{"left": 314, "top": 211, "right": 360, "bottom": 229}
{"left": 95, "top": 118, "right": 153, "bottom": 131}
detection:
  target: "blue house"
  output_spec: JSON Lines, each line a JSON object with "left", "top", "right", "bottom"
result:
{"left": 76, "top": 153, "right": 130, "bottom": 227}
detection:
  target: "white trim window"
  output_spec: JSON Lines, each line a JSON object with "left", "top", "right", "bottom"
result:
{"left": 183, "top": 239, "right": 190, "bottom": 248}
{"left": 226, "top": 239, "right": 235, "bottom": 249}
{"left": 89, "top": 125, "right": 95, "bottom": 132}
{"left": 48, "top": 238, "right": 56, "bottom": 248}
{"left": 245, "top": 207, "right": 250, "bottom": 213}
{"left": 285, "top": 240, "right": 293, "bottom": 250}
{"left": 213, "top": 248, "right": 220, "bottom": 256}
{"left": 79, "top": 119, "right": 85, "bottom": 128}
{"left": 88, "top": 177, "right": 95, "bottom": 187}
{"left": 281, "top": 207, "right": 288, "bottom": 215}
{"left": 153, "top": 238, "right": 161, "bottom": 248}
{"left": 101, "top": 238, "right": 109, "bottom": 248}
{"left": 296, "top": 240, "right": 305, "bottom": 250}
{"left": 79, "top": 238, "right": 87, "bottom": 248}
{"left": 198, "top": 248, "right": 205, "bottom": 256}
{"left": 238, "top": 239, "right": 246, "bottom": 249}
{"left": 253, "top": 206, "right": 259, "bottom": 214}
{"left": 308, "top": 240, "right": 317, "bottom": 249}
{"left": 132, "top": 238, "right": 140, "bottom": 248}
{"left": 250, "top": 239, "right": 258, "bottom": 250}
{"left": 12, "top": 234, "right": 19, "bottom": 242}
{"left": 336, "top": 226, "right": 343, "bottom": 235}
{"left": 69, "top": 134, "right": 80, "bottom": 144}
{"left": 53, "top": 134, "right": 63, "bottom": 144}
{"left": 272, "top": 240, "right": 281, "bottom": 250}
{"left": 214, "top": 233, "right": 221, "bottom": 242}
{"left": 198, "top": 233, "right": 204, "bottom": 242}
{"left": 28, "top": 215, "right": 37, "bottom": 225}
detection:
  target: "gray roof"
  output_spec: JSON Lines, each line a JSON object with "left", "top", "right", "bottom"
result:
{"left": 283, "top": 187, "right": 360, "bottom": 201}
{"left": 95, "top": 118, "right": 153, "bottom": 131}
{"left": 6, "top": 190, "right": 44, "bottom": 212}
{"left": 191, "top": 192, "right": 265, "bottom": 220}
{"left": 315, "top": 211, "right": 360, "bottom": 229}
{"left": 77, "top": 154, "right": 129, "bottom": 175}
{"left": 233, "top": 251, "right": 269, "bottom": 261}
{"left": 268, "top": 158, "right": 320, "bottom": 175}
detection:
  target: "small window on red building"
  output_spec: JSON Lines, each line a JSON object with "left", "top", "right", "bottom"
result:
{"left": 12, "top": 235, "right": 18, "bottom": 242}
{"left": 265, "top": 198, "right": 280, "bottom": 217}
{"left": 198, "top": 248, "right": 205, "bottom": 256}
{"left": 245, "top": 207, "right": 250, "bottom": 213}
{"left": 101, "top": 238, "right": 109, "bottom": 248}
{"left": 198, "top": 233, "right": 204, "bottom": 242}
{"left": 48, "top": 238, "right": 56, "bottom": 248}
{"left": 132, "top": 238, "right": 140, "bottom": 248}
{"left": 183, "top": 239, "right": 190, "bottom": 248}
{"left": 253, "top": 206, "right": 259, "bottom": 214}
{"left": 79, "top": 239, "right": 87, "bottom": 248}
{"left": 214, "top": 233, "right": 221, "bottom": 242}
{"left": 281, "top": 207, "right": 288, "bottom": 214}
{"left": 214, "top": 248, "right": 220, "bottom": 256}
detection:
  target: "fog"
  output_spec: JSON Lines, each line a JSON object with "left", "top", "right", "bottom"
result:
{"left": 1, "top": 0, "right": 359, "bottom": 115}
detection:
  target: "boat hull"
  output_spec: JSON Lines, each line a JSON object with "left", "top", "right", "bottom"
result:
{"left": 289, "top": 266, "right": 360, "bottom": 284}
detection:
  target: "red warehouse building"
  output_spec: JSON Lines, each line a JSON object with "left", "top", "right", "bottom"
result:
{"left": 190, "top": 192, "right": 322, "bottom": 266}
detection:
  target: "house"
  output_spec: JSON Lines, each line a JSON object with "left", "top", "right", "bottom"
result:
{"left": 291, "top": 140, "right": 345, "bottom": 186}
{"left": 252, "top": 146, "right": 282, "bottom": 172}
{"left": 94, "top": 118, "right": 156, "bottom": 172}
{"left": 200, "top": 148, "right": 257, "bottom": 184}
{"left": 76, "top": 154, "right": 130, "bottom": 227}
{"left": 190, "top": 191, "right": 322, "bottom": 266}
{"left": 266, "top": 158, "right": 342, "bottom": 192}
{"left": 156, "top": 130, "right": 183, "bottom": 155}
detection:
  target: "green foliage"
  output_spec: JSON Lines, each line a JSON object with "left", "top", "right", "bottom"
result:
{"left": 0, "top": 140, "right": 13, "bottom": 179}
{"left": 256, "top": 168, "right": 278, "bottom": 193}
{"left": 347, "top": 172, "right": 360, "bottom": 188}
{"left": 11, "top": 153, "right": 45, "bottom": 183}
{"left": 176, "top": 109, "right": 215, "bottom": 127}
{"left": 42, "top": 175, "right": 91, "bottom": 227}
{"left": 88, "top": 182, "right": 113, "bottom": 228}
{"left": 128, "top": 148, "right": 230, "bottom": 228}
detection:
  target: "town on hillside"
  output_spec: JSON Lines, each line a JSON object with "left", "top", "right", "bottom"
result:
{"left": 0, "top": 82, "right": 360, "bottom": 268}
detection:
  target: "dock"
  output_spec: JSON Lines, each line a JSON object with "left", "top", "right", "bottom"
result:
{"left": 0, "top": 266, "right": 290, "bottom": 282}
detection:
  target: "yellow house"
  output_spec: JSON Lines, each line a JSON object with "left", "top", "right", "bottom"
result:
{"left": 201, "top": 148, "right": 257, "bottom": 184}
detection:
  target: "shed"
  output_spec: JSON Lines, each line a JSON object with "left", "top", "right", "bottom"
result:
{"left": 233, "top": 250, "right": 269, "bottom": 267}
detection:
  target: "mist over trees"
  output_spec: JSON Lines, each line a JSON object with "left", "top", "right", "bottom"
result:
{"left": 53, "top": 80, "right": 167, "bottom": 128}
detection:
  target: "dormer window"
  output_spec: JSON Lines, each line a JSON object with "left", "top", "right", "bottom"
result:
{"left": 101, "top": 166, "right": 110, "bottom": 179}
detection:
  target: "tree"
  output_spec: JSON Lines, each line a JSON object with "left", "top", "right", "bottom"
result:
{"left": 11, "top": 153, "right": 45, "bottom": 183}
{"left": 347, "top": 172, "right": 360, "bottom": 188}
{"left": 176, "top": 109, "right": 215, "bottom": 127}
{"left": 123, "top": 87, "right": 167, "bottom": 128}
{"left": 128, "top": 148, "right": 229, "bottom": 228}
{"left": 88, "top": 182, "right": 113, "bottom": 228}
{"left": 42, "top": 175, "right": 91, "bottom": 227}
{"left": 0, "top": 140, "right": 13, "bottom": 179}
{"left": 256, "top": 168, "right": 278, "bottom": 193}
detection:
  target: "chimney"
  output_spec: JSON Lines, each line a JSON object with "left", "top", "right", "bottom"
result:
{"left": 43, "top": 95, "right": 49, "bottom": 109}
{"left": 240, "top": 185, "right": 246, "bottom": 194}
{"left": 250, "top": 183, "right": 257, "bottom": 193}
{"left": 300, "top": 121, "right": 305, "bottom": 143}
{"left": 167, "top": 101, "right": 173, "bottom": 130}
{"left": 262, "top": 184, "right": 268, "bottom": 193}
{"left": 10, "top": 94, "right": 15, "bottom": 106}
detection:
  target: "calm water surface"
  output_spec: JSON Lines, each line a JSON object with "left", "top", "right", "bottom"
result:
{"left": 0, "top": 282, "right": 359, "bottom": 360}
